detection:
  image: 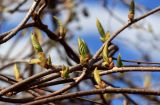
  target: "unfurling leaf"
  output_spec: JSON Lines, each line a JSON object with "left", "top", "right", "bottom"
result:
{"left": 93, "top": 67, "right": 108, "bottom": 103}
{"left": 14, "top": 64, "right": 22, "bottom": 81}
{"left": 93, "top": 68, "right": 107, "bottom": 89}
{"left": 96, "top": 19, "right": 105, "bottom": 38}
{"left": 53, "top": 16, "right": 66, "bottom": 38}
{"left": 31, "top": 33, "right": 43, "bottom": 53}
{"left": 117, "top": 54, "right": 123, "bottom": 67}
{"left": 78, "top": 37, "right": 90, "bottom": 65}
{"left": 128, "top": 0, "right": 135, "bottom": 21}
{"left": 93, "top": 67, "right": 101, "bottom": 85}
{"left": 102, "top": 44, "right": 109, "bottom": 66}
{"left": 60, "top": 65, "right": 70, "bottom": 79}
{"left": 100, "top": 31, "right": 110, "bottom": 43}
{"left": 31, "top": 33, "right": 47, "bottom": 68}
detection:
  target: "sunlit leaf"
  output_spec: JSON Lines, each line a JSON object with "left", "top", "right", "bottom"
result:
{"left": 78, "top": 37, "right": 90, "bottom": 64}
{"left": 31, "top": 33, "right": 43, "bottom": 53}
{"left": 53, "top": 16, "right": 66, "bottom": 38}
{"left": 96, "top": 19, "right": 105, "bottom": 38}
{"left": 60, "top": 65, "right": 70, "bottom": 79}
{"left": 100, "top": 31, "right": 110, "bottom": 43}
{"left": 14, "top": 64, "right": 22, "bottom": 81}
{"left": 102, "top": 44, "right": 109, "bottom": 66}
{"left": 93, "top": 67, "right": 101, "bottom": 84}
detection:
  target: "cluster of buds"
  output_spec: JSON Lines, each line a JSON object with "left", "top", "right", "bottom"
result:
{"left": 30, "top": 33, "right": 52, "bottom": 69}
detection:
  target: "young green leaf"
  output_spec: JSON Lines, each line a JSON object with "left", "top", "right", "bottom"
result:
{"left": 96, "top": 19, "right": 105, "bottom": 38}
{"left": 31, "top": 33, "right": 48, "bottom": 68}
{"left": 31, "top": 33, "right": 43, "bottom": 53}
{"left": 117, "top": 54, "right": 123, "bottom": 67}
{"left": 78, "top": 37, "right": 90, "bottom": 56}
{"left": 78, "top": 37, "right": 90, "bottom": 64}
{"left": 93, "top": 67, "right": 101, "bottom": 85}
{"left": 53, "top": 16, "right": 66, "bottom": 38}
{"left": 14, "top": 64, "right": 22, "bottom": 81}
{"left": 100, "top": 31, "right": 111, "bottom": 43}
{"left": 60, "top": 65, "right": 70, "bottom": 79}
{"left": 102, "top": 43, "right": 109, "bottom": 66}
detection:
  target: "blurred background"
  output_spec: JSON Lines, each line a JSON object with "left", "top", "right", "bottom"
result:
{"left": 0, "top": 0, "right": 160, "bottom": 105}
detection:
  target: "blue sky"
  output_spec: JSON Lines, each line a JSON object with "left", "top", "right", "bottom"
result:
{"left": 84, "top": 0, "right": 160, "bottom": 9}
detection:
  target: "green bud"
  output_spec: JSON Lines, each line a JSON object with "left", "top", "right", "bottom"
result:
{"left": 31, "top": 33, "right": 43, "bottom": 53}
{"left": 102, "top": 44, "right": 109, "bottom": 66}
{"left": 96, "top": 19, "right": 105, "bottom": 38}
{"left": 60, "top": 65, "right": 70, "bottom": 79}
{"left": 78, "top": 37, "right": 90, "bottom": 64}
{"left": 14, "top": 64, "right": 22, "bottom": 81}
{"left": 31, "top": 33, "right": 48, "bottom": 68}
{"left": 117, "top": 54, "right": 123, "bottom": 67}
{"left": 100, "top": 31, "right": 110, "bottom": 43}
{"left": 53, "top": 16, "right": 66, "bottom": 38}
